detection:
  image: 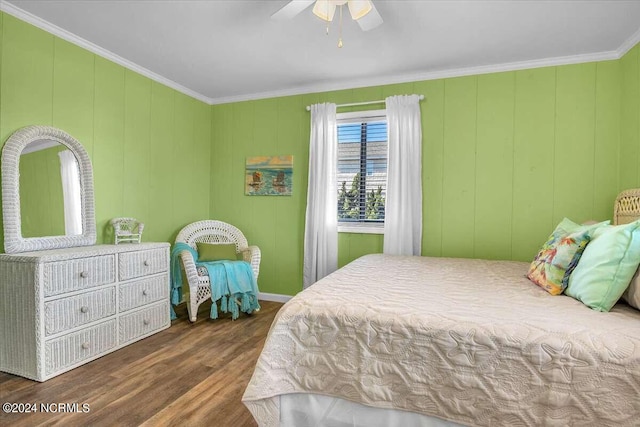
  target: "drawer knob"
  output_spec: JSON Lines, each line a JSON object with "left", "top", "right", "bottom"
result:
{"left": 80, "top": 271, "right": 89, "bottom": 278}
{"left": 142, "top": 289, "right": 148, "bottom": 296}
{"left": 80, "top": 306, "right": 89, "bottom": 313}
{"left": 143, "top": 260, "right": 150, "bottom": 267}
{"left": 143, "top": 319, "right": 150, "bottom": 326}
{"left": 81, "top": 342, "right": 90, "bottom": 350}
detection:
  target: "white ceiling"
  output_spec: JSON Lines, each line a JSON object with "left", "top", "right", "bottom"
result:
{"left": 3, "top": 0, "right": 640, "bottom": 104}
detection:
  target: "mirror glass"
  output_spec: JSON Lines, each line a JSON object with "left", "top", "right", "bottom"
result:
{"left": 19, "top": 140, "right": 82, "bottom": 238}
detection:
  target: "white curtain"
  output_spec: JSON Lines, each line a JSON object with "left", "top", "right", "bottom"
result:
{"left": 303, "top": 103, "right": 338, "bottom": 288}
{"left": 58, "top": 150, "right": 82, "bottom": 235}
{"left": 383, "top": 95, "right": 423, "bottom": 256}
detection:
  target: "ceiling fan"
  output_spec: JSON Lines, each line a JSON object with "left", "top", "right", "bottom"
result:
{"left": 272, "top": 0, "right": 384, "bottom": 45}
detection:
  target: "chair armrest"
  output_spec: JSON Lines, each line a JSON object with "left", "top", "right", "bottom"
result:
{"left": 245, "top": 245, "right": 261, "bottom": 281}
{"left": 137, "top": 222, "right": 145, "bottom": 234}
{"left": 179, "top": 250, "right": 200, "bottom": 290}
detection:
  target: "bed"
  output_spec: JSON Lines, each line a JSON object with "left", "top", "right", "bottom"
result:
{"left": 243, "top": 192, "right": 640, "bottom": 427}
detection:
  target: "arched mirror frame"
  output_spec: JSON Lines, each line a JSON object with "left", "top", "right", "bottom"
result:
{"left": 2, "top": 125, "right": 96, "bottom": 253}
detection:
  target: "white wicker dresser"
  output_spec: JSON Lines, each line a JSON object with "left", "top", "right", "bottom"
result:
{"left": 0, "top": 242, "right": 170, "bottom": 381}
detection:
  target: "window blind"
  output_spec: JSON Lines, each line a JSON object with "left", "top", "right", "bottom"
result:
{"left": 337, "top": 117, "right": 387, "bottom": 224}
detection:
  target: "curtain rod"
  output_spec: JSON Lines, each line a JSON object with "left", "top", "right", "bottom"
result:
{"left": 305, "top": 95, "right": 424, "bottom": 111}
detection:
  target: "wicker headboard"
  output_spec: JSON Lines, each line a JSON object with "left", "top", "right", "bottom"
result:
{"left": 614, "top": 188, "right": 640, "bottom": 225}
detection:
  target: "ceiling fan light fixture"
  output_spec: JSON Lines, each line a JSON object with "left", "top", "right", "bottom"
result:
{"left": 307, "top": 0, "right": 380, "bottom": 47}
{"left": 347, "top": 0, "right": 372, "bottom": 20}
{"left": 312, "top": 0, "right": 337, "bottom": 22}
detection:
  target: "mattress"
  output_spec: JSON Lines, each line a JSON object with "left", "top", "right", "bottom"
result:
{"left": 243, "top": 254, "right": 640, "bottom": 426}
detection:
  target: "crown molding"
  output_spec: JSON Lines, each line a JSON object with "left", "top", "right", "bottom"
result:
{"left": 1, "top": 1, "right": 638, "bottom": 106}
{"left": 617, "top": 26, "right": 640, "bottom": 57}
{"left": 208, "top": 50, "right": 621, "bottom": 105}
{"left": 0, "top": 0, "right": 210, "bottom": 105}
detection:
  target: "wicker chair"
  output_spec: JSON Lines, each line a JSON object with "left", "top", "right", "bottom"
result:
{"left": 614, "top": 188, "right": 640, "bottom": 225}
{"left": 175, "top": 220, "right": 261, "bottom": 322}
{"left": 110, "top": 217, "right": 144, "bottom": 244}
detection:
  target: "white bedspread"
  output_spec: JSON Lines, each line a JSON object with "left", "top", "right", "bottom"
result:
{"left": 243, "top": 255, "right": 640, "bottom": 426}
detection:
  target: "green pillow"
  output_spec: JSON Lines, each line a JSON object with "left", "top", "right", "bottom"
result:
{"left": 527, "top": 218, "right": 608, "bottom": 295}
{"left": 196, "top": 242, "right": 238, "bottom": 262}
{"left": 566, "top": 220, "right": 640, "bottom": 312}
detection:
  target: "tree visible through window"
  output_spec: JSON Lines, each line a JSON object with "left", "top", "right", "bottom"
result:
{"left": 337, "top": 113, "right": 387, "bottom": 225}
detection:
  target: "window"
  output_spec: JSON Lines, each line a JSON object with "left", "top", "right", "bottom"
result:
{"left": 336, "top": 110, "right": 387, "bottom": 234}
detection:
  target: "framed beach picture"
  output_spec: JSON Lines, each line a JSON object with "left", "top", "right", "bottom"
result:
{"left": 245, "top": 155, "right": 293, "bottom": 196}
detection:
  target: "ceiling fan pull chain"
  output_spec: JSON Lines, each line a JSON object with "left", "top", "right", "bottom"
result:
{"left": 326, "top": 0, "right": 330, "bottom": 35}
{"left": 338, "top": 4, "right": 344, "bottom": 48}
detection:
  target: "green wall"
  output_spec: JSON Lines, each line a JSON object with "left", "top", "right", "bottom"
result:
{"left": 0, "top": 12, "right": 212, "bottom": 250}
{"left": 1, "top": 11, "right": 638, "bottom": 298}
{"left": 211, "top": 54, "right": 638, "bottom": 296}
{"left": 620, "top": 43, "right": 640, "bottom": 190}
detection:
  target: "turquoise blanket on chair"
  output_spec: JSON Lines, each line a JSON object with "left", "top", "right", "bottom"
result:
{"left": 170, "top": 242, "right": 260, "bottom": 320}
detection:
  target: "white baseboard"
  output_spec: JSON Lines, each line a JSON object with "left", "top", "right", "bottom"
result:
{"left": 259, "top": 292, "right": 293, "bottom": 303}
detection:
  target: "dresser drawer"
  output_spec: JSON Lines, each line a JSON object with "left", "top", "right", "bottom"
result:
{"left": 44, "top": 255, "right": 116, "bottom": 297}
{"left": 119, "top": 275, "right": 168, "bottom": 312}
{"left": 45, "top": 287, "right": 116, "bottom": 336}
{"left": 45, "top": 320, "right": 117, "bottom": 376}
{"left": 119, "top": 302, "right": 169, "bottom": 345}
{"left": 119, "top": 248, "right": 168, "bottom": 281}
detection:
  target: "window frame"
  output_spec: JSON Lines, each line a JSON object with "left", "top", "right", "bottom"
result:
{"left": 336, "top": 109, "right": 387, "bottom": 235}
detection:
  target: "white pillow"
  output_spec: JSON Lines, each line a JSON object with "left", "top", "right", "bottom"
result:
{"left": 623, "top": 267, "right": 640, "bottom": 310}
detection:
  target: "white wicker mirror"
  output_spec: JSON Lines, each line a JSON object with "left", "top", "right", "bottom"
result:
{"left": 1, "top": 125, "right": 96, "bottom": 253}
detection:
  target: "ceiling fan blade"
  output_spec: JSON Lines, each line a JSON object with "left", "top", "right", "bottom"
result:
{"left": 271, "top": 0, "right": 316, "bottom": 21}
{"left": 356, "top": 2, "right": 383, "bottom": 31}
{"left": 348, "top": 0, "right": 372, "bottom": 20}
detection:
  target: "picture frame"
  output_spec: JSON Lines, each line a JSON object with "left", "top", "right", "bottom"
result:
{"left": 245, "top": 155, "right": 293, "bottom": 196}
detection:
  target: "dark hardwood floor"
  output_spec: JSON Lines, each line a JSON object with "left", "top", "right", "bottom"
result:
{"left": 0, "top": 300, "right": 283, "bottom": 427}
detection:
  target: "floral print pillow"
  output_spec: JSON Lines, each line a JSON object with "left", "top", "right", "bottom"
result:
{"left": 527, "top": 218, "right": 607, "bottom": 295}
